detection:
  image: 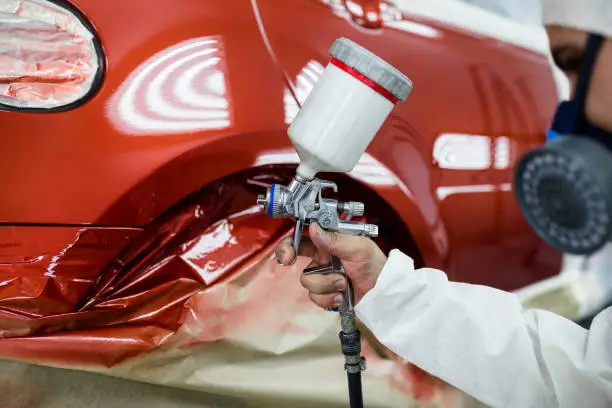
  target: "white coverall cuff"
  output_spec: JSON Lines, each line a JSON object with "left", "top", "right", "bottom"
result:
{"left": 354, "top": 249, "right": 419, "bottom": 325}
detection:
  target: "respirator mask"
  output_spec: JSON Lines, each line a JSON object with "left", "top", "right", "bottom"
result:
{"left": 515, "top": 33, "right": 612, "bottom": 255}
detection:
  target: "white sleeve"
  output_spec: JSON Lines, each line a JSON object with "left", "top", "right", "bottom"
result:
{"left": 355, "top": 249, "right": 612, "bottom": 408}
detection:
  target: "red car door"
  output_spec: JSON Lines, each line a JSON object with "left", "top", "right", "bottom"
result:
{"left": 255, "top": 0, "right": 560, "bottom": 289}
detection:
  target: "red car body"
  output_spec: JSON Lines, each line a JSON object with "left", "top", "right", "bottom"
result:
{"left": 0, "top": 0, "right": 561, "bottom": 405}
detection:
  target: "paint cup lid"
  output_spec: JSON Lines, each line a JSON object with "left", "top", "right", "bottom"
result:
{"left": 329, "top": 37, "right": 413, "bottom": 102}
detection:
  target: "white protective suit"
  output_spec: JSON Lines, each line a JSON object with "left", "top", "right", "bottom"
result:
{"left": 353, "top": 3, "right": 612, "bottom": 407}
{"left": 355, "top": 250, "right": 612, "bottom": 408}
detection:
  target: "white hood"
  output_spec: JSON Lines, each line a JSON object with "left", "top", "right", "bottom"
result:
{"left": 542, "top": 0, "right": 612, "bottom": 38}
{"left": 460, "top": 0, "right": 612, "bottom": 38}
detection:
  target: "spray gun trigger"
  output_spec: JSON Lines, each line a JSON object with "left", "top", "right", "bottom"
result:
{"left": 303, "top": 256, "right": 355, "bottom": 310}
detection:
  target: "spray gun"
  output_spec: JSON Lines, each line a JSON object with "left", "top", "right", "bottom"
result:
{"left": 257, "top": 37, "right": 412, "bottom": 408}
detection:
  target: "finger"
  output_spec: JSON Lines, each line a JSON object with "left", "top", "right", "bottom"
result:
{"left": 300, "top": 272, "right": 346, "bottom": 294}
{"left": 309, "top": 222, "right": 367, "bottom": 259}
{"left": 275, "top": 234, "right": 330, "bottom": 265}
{"left": 309, "top": 291, "right": 344, "bottom": 309}
{"left": 275, "top": 237, "right": 296, "bottom": 265}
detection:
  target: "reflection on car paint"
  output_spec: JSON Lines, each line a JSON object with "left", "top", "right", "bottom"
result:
{"left": 385, "top": 19, "right": 442, "bottom": 38}
{"left": 321, "top": 0, "right": 440, "bottom": 35}
{"left": 254, "top": 148, "right": 413, "bottom": 192}
{"left": 433, "top": 133, "right": 512, "bottom": 170}
{"left": 284, "top": 60, "right": 325, "bottom": 124}
{"left": 107, "top": 36, "right": 232, "bottom": 134}
{"left": 436, "top": 183, "right": 512, "bottom": 200}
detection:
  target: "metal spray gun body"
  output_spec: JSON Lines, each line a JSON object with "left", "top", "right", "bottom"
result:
{"left": 257, "top": 37, "right": 412, "bottom": 408}
{"left": 257, "top": 176, "right": 379, "bottom": 254}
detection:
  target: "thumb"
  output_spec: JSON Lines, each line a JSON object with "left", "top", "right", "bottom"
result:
{"left": 309, "top": 222, "right": 354, "bottom": 259}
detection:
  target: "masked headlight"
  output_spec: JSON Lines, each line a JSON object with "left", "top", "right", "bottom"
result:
{"left": 0, "top": 0, "right": 103, "bottom": 111}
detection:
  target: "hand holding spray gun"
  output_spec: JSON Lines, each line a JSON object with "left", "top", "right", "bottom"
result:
{"left": 257, "top": 37, "right": 412, "bottom": 408}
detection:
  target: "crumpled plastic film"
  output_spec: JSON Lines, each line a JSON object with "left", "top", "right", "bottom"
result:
{"left": 0, "top": 226, "right": 142, "bottom": 338}
{"left": 0, "top": 172, "right": 480, "bottom": 407}
{"left": 0, "top": 0, "right": 98, "bottom": 108}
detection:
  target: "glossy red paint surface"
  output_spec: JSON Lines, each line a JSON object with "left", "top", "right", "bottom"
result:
{"left": 0, "top": 0, "right": 289, "bottom": 226}
{"left": 0, "top": 0, "right": 562, "bottom": 404}
{"left": 256, "top": 0, "right": 561, "bottom": 285}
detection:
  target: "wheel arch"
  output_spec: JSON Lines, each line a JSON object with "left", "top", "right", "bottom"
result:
{"left": 97, "top": 132, "right": 446, "bottom": 268}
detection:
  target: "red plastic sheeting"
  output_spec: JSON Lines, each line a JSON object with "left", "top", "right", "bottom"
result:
{"left": 0, "top": 226, "right": 140, "bottom": 336}
{"left": 0, "top": 174, "right": 286, "bottom": 360}
{"left": 0, "top": 0, "right": 98, "bottom": 108}
{"left": 0, "top": 174, "right": 465, "bottom": 406}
